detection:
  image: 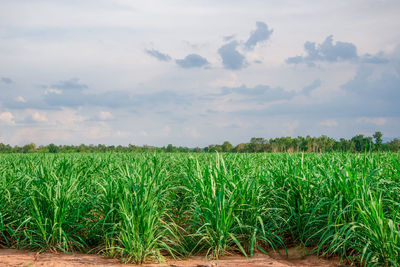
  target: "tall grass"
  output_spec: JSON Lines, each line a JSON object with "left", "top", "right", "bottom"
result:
{"left": 0, "top": 152, "right": 399, "bottom": 265}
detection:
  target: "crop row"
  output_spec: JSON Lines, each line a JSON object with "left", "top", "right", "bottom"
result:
{"left": 0, "top": 153, "right": 399, "bottom": 265}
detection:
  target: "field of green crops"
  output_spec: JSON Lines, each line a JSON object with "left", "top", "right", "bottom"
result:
{"left": 0, "top": 153, "right": 399, "bottom": 266}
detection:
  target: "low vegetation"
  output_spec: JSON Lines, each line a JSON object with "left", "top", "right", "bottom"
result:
{"left": 0, "top": 153, "right": 399, "bottom": 266}
{"left": 1, "top": 132, "right": 399, "bottom": 153}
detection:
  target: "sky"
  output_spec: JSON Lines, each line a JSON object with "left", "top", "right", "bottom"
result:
{"left": 0, "top": 0, "right": 400, "bottom": 147}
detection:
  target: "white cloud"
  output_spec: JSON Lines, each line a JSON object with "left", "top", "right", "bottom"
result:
{"left": 15, "top": 96, "right": 27, "bottom": 103}
{"left": 320, "top": 119, "right": 339, "bottom": 127}
{"left": 44, "top": 88, "right": 62, "bottom": 95}
{"left": 0, "top": 112, "right": 15, "bottom": 125}
{"left": 211, "top": 73, "right": 241, "bottom": 88}
{"left": 87, "top": 123, "right": 112, "bottom": 139}
{"left": 98, "top": 111, "right": 114, "bottom": 120}
{"left": 30, "top": 111, "right": 48, "bottom": 123}
{"left": 161, "top": 125, "right": 171, "bottom": 136}
{"left": 282, "top": 121, "right": 300, "bottom": 136}
{"left": 116, "top": 130, "right": 130, "bottom": 137}
{"left": 44, "top": 108, "right": 87, "bottom": 128}
{"left": 139, "top": 130, "right": 148, "bottom": 137}
{"left": 356, "top": 117, "right": 387, "bottom": 126}
{"left": 9, "top": 108, "right": 109, "bottom": 145}
{"left": 184, "top": 127, "right": 200, "bottom": 139}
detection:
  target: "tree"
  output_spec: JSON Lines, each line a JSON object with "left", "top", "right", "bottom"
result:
{"left": 351, "top": 135, "right": 365, "bottom": 152}
{"left": 48, "top": 143, "right": 58, "bottom": 153}
{"left": 233, "top": 143, "right": 246, "bottom": 153}
{"left": 249, "top": 137, "right": 266, "bottom": 152}
{"left": 335, "top": 138, "right": 346, "bottom": 152}
{"left": 388, "top": 138, "right": 400, "bottom": 152}
{"left": 221, "top": 141, "right": 233, "bottom": 152}
{"left": 77, "top": 144, "right": 86, "bottom": 153}
{"left": 166, "top": 144, "right": 177, "bottom": 153}
{"left": 22, "top": 143, "right": 36, "bottom": 153}
{"left": 192, "top": 147, "right": 202, "bottom": 153}
{"left": 0, "top": 143, "right": 12, "bottom": 153}
{"left": 373, "top": 131, "right": 383, "bottom": 151}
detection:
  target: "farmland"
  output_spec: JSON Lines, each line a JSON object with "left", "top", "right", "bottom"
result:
{"left": 0, "top": 153, "right": 399, "bottom": 266}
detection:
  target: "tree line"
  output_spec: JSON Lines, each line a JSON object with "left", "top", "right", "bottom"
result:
{"left": 0, "top": 132, "right": 399, "bottom": 153}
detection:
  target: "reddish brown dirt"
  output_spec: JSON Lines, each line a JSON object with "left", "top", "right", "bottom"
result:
{"left": 0, "top": 248, "right": 344, "bottom": 267}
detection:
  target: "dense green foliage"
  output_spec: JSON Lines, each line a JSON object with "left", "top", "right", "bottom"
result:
{"left": 1, "top": 132, "right": 399, "bottom": 154}
{"left": 0, "top": 153, "right": 399, "bottom": 265}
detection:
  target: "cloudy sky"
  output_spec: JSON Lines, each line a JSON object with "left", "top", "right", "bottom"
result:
{"left": 1, "top": 0, "right": 400, "bottom": 146}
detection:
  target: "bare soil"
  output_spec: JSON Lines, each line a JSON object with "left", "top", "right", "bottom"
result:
{"left": 0, "top": 247, "right": 345, "bottom": 267}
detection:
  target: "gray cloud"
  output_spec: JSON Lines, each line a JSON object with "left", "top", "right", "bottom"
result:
{"left": 51, "top": 78, "right": 88, "bottom": 91}
{"left": 232, "top": 57, "right": 400, "bottom": 119}
{"left": 286, "top": 35, "right": 358, "bottom": 66}
{"left": 0, "top": 79, "right": 88, "bottom": 110}
{"left": 44, "top": 92, "right": 85, "bottom": 107}
{"left": 145, "top": 49, "right": 171, "bottom": 62}
{"left": 3, "top": 97, "right": 52, "bottom": 110}
{"left": 176, "top": 54, "right": 209, "bottom": 68}
{"left": 301, "top": 79, "right": 321, "bottom": 95}
{"left": 40, "top": 78, "right": 192, "bottom": 110}
{"left": 341, "top": 64, "right": 400, "bottom": 105}
{"left": 218, "top": 41, "right": 246, "bottom": 70}
{"left": 223, "top": 35, "right": 235, "bottom": 42}
{"left": 2, "top": 77, "right": 194, "bottom": 111}
{"left": 89, "top": 91, "right": 133, "bottom": 108}
{"left": 133, "top": 90, "right": 192, "bottom": 107}
{"left": 216, "top": 79, "right": 322, "bottom": 103}
{"left": 245, "top": 21, "right": 273, "bottom": 50}
{"left": 216, "top": 21, "right": 272, "bottom": 70}
{"left": 44, "top": 78, "right": 88, "bottom": 106}
{"left": 1, "top": 77, "right": 13, "bottom": 84}
{"left": 219, "top": 84, "right": 295, "bottom": 103}
{"left": 360, "top": 53, "right": 389, "bottom": 64}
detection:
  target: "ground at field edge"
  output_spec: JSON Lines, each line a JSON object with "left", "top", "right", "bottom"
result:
{"left": 0, "top": 247, "right": 345, "bottom": 267}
